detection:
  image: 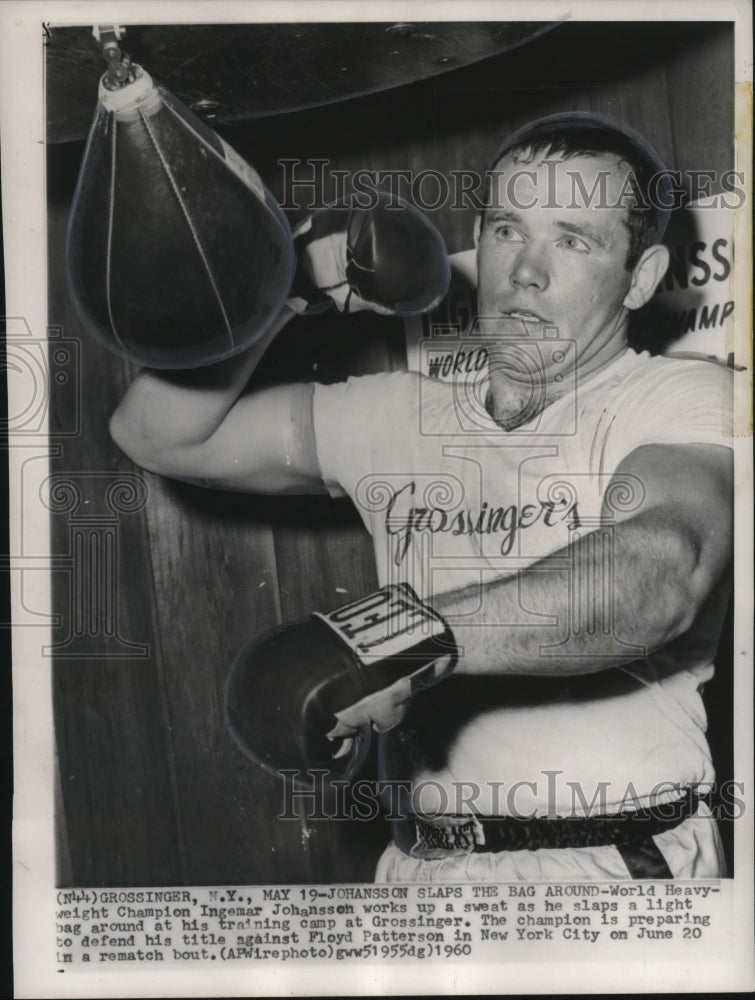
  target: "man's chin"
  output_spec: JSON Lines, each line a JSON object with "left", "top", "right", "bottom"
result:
{"left": 487, "top": 347, "right": 572, "bottom": 382}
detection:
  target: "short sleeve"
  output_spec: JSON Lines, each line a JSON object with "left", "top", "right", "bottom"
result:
{"left": 600, "top": 356, "right": 734, "bottom": 475}
{"left": 312, "top": 372, "right": 420, "bottom": 499}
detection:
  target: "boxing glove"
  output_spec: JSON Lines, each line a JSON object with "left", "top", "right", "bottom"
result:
{"left": 67, "top": 64, "right": 295, "bottom": 369}
{"left": 225, "top": 583, "right": 457, "bottom": 788}
{"left": 289, "top": 190, "right": 450, "bottom": 316}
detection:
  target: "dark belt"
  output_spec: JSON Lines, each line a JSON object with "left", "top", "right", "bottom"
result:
{"left": 395, "top": 790, "right": 700, "bottom": 877}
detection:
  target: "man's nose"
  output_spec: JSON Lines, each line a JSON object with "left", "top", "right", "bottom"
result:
{"left": 509, "top": 244, "right": 549, "bottom": 291}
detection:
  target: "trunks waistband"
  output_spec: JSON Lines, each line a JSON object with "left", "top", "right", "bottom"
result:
{"left": 394, "top": 789, "right": 700, "bottom": 860}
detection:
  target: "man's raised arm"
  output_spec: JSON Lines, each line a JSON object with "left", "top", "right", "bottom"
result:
{"left": 109, "top": 306, "right": 326, "bottom": 495}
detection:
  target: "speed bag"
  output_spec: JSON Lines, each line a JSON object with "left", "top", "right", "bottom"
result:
{"left": 66, "top": 66, "right": 295, "bottom": 369}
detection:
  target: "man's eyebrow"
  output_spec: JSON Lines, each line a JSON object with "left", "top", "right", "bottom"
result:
{"left": 554, "top": 220, "right": 609, "bottom": 249}
{"left": 485, "top": 210, "right": 526, "bottom": 225}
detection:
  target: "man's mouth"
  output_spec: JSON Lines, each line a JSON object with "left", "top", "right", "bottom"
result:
{"left": 501, "top": 309, "right": 549, "bottom": 324}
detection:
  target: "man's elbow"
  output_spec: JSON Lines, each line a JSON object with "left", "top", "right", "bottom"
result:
{"left": 649, "top": 525, "right": 730, "bottom": 645}
{"left": 109, "top": 403, "right": 171, "bottom": 476}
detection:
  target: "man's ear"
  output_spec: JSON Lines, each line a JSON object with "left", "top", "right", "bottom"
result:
{"left": 623, "top": 244, "right": 670, "bottom": 310}
{"left": 473, "top": 213, "right": 482, "bottom": 248}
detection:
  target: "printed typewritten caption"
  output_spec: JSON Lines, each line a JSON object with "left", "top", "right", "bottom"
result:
{"left": 55, "top": 881, "right": 730, "bottom": 967}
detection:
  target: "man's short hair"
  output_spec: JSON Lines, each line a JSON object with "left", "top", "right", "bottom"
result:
{"left": 488, "top": 112, "right": 673, "bottom": 270}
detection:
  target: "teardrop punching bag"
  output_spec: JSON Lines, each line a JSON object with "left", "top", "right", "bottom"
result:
{"left": 66, "top": 64, "right": 295, "bottom": 369}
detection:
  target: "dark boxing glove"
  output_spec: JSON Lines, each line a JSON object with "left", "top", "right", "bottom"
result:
{"left": 225, "top": 583, "right": 457, "bottom": 788}
{"left": 289, "top": 190, "right": 450, "bottom": 316}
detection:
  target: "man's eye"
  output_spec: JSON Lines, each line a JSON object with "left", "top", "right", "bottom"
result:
{"left": 558, "top": 234, "right": 589, "bottom": 252}
{"left": 495, "top": 224, "right": 525, "bottom": 242}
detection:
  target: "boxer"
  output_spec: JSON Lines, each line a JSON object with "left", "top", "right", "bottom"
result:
{"left": 111, "top": 113, "right": 734, "bottom": 881}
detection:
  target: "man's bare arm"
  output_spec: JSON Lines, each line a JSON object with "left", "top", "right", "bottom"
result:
{"left": 109, "top": 306, "right": 325, "bottom": 494}
{"left": 331, "top": 441, "right": 732, "bottom": 738}
{"left": 435, "top": 442, "right": 733, "bottom": 676}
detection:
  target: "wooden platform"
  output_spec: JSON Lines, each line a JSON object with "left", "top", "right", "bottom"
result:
{"left": 45, "top": 20, "right": 558, "bottom": 143}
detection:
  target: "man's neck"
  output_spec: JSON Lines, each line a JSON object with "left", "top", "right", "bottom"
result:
{"left": 485, "top": 341, "right": 629, "bottom": 430}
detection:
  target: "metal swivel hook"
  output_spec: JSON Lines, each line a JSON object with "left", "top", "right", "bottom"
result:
{"left": 93, "top": 25, "right": 133, "bottom": 89}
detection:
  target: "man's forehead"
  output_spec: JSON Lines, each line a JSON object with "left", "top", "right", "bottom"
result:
{"left": 488, "top": 148, "right": 635, "bottom": 233}
{"left": 493, "top": 146, "right": 629, "bottom": 177}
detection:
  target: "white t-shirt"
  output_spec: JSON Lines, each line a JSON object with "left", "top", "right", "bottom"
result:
{"left": 313, "top": 349, "right": 733, "bottom": 815}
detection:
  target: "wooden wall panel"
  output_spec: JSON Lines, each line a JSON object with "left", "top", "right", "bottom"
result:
{"left": 48, "top": 197, "right": 185, "bottom": 885}
{"left": 664, "top": 27, "right": 734, "bottom": 178}
{"left": 140, "top": 479, "right": 298, "bottom": 884}
{"left": 50, "top": 20, "right": 735, "bottom": 886}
